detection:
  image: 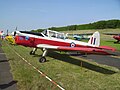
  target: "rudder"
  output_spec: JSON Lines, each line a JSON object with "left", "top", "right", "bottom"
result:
{"left": 88, "top": 31, "right": 100, "bottom": 47}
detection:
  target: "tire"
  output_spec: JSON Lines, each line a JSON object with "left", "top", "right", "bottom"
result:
{"left": 30, "top": 51, "right": 33, "bottom": 55}
{"left": 30, "top": 51, "right": 35, "bottom": 55}
{"left": 32, "top": 52, "right": 35, "bottom": 55}
{"left": 39, "top": 57, "right": 46, "bottom": 63}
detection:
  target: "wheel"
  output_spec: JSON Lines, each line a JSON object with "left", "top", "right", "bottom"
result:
{"left": 114, "top": 41, "right": 119, "bottom": 44}
{"left": 32, "top": 51, "right": 35, "bottom": 55}
{"left": 30, "top": 51, "right": 35, "bottom": 55}
{"left": 39, "top": 57, "right": 46, "bottom": 63}
{"left": 114, "top": 42, "right": 118, "bottom": 44}
{"left": 30, "top": 51, "right": 33, "bottom": 55}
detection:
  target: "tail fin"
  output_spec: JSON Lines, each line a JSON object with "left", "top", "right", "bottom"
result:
{"left": 88, "top": 31, "right": 100, "bottom": 47}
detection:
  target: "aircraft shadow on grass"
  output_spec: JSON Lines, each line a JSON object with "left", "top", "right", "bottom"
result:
{"left": 0, "top": 58, "right": 15, "bottom": 63}
{"left": 0, "top": 60, "right": 9, "bottom": 63}
{"left": 0, "top": 80, "right": 17, "bottom": 89}
{"left": 34, "top": 51, "right": 117, "bottom": 74}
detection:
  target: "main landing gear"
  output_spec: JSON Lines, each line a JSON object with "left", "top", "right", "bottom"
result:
{"left": 29, "top": 48, "right": 48, "bottom": 63}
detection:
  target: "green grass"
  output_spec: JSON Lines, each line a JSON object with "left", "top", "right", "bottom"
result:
{"left": 100, "top": 40, "right": 120, "bottom": 51}
{"left": 62, "top": 28, "right": 120, "bottom": 34}
{"left": 1, "top": 29, "right": 120, "bottom": 90}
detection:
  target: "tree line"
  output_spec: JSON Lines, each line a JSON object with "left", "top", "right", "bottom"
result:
{"left": 31, "top": 19, "right": 120, "bottom": 32}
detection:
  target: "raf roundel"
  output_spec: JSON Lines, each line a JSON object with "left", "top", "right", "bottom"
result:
{"left": 19, "top": 36, "right": 24, "bottom": 40}
{"left": 25, "top": 36, "right": 30, "bottom": 40}
{"left": 70, "top": 42, "right": 76, "bottom": 47}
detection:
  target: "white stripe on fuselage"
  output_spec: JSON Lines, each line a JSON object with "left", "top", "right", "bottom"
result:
{"left": 17, "top": 32, "right": 93, "bottom": 47}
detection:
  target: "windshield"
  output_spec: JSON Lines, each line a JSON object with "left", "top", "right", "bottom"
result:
{"left": 49, "top": 30, "right": 65, "bottom": 39}
{"left": 42, "top": 29, "right": 66, "bottom": 39}
{"left": 42, "top": 30, "right": 48, "bottom": 36}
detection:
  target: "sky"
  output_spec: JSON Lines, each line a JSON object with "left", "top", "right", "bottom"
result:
{"left": 0, "top": 0, "right": 120, "bottom": 33}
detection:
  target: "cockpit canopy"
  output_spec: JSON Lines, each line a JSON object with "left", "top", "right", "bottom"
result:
{"left": 42, "top": 29, "right": 67, "bottom": 39}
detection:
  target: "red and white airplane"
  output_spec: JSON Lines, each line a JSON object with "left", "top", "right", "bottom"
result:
{"left": 113, "top": 34, "right": 120, "bottom": 43}
{"left": 14, "top": 29, "right": 115, "bottom": 63}
{"left": 103, "top": 33, "right": 120, "bottom": 43}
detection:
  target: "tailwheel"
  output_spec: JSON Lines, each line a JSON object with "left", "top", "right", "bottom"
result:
{"left": 39, "top": 57, "right": 46, "bottom": 63}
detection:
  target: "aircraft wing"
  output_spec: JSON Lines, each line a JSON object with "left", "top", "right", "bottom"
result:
{"left": 37, "top": 44, "right": 59, "bottom": 49}
{"left": 37, "top": 44, "right": 111, "bottom": 55}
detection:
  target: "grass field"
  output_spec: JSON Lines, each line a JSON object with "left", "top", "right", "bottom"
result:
{"left": 1, "top": 29, "right": 120, "bottom": 90}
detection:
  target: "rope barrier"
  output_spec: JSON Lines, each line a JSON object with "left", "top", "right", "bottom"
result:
{"left": 6, "top": 42, "right": 65, "bottom": 90}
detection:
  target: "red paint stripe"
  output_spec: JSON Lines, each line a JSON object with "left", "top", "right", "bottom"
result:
{"left": 91, "top": 37, "right": 93, "bottom": 44}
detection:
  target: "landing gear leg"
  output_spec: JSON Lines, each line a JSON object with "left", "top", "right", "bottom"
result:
{"left": 114, "top": 40, "right": 119, "bottom": 43}
{"left": 30, "top": 48, "right": 37, "bottom": 55}
{"left": 39, "top": 48, "right": 47, "bottom": 63}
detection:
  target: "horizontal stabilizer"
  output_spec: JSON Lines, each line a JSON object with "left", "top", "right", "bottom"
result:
{"left": 99, "top": 46, "right": 116, "bottom": 51}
